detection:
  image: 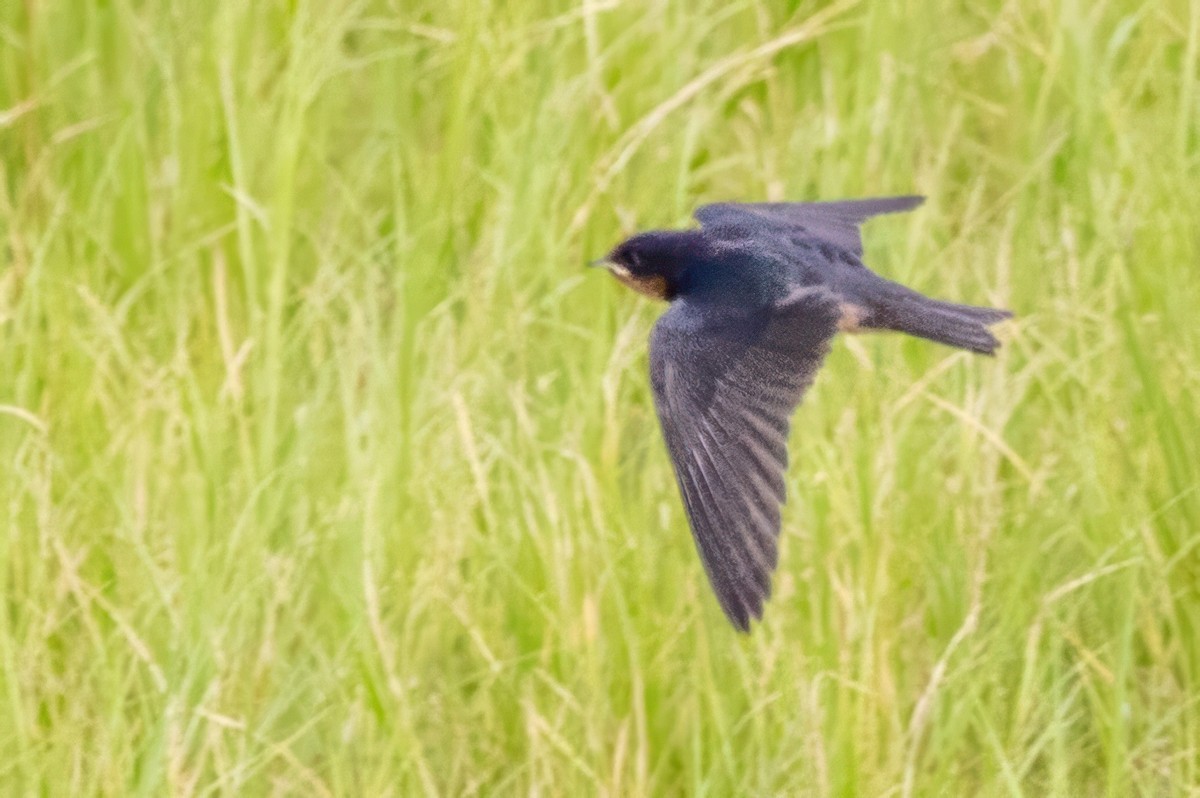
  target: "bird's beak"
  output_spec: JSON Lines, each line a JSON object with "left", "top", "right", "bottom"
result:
{"left": 587, "top": 257, "right": 611, "bottom": 269}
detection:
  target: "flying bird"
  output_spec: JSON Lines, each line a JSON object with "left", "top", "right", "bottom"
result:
{"left": 593, "top": 195, "right": 1011, "bottom": 631}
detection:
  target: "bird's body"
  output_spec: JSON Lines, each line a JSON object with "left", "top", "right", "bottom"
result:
{"left": 596, "top": 195, "right": 1011, "bottom": 631}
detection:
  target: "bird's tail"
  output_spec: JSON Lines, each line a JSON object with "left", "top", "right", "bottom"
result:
{"left": 867, "top": 286, "right": 1013, "bottom": 355}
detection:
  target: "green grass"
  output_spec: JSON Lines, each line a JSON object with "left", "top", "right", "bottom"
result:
{"left": 2, "top": 0, "right": 1199, "bottom": 794}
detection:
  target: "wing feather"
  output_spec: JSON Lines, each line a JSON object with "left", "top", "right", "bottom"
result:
{"left": 649, "top": 288, "right": 842, "bottom": 631}
{"left": 694, "top": 195, "right": 924, "bottom": 256}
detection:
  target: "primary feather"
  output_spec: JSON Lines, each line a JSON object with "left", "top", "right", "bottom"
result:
{"left": 650, "top": 288, "right": 842, "bottom": 630}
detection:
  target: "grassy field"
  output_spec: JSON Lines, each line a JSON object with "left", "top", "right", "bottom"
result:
{"left": 2, "top": 0, "right": 1199, "bottom": 794}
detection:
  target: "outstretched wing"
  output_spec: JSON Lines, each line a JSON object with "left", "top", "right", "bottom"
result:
{"left": 694, "top": 195, "right": 924, "bottom": 256}
{"left": 649, "top": 288, "right": 843, "bottom": 631}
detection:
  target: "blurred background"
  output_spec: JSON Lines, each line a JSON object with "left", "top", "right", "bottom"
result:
{"left": 1, "top": 0, "right": 1198, "bottom": 794}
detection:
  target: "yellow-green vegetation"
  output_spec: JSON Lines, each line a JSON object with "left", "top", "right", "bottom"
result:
{"left": 2, "top": 0, "right": 1198, "bottom": 794}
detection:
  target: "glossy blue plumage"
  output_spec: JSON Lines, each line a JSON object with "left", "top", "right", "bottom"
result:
{"left": 600, "top": 196, "right": 1012, "bottom": 631}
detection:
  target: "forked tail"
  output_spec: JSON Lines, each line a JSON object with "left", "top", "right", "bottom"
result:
{"left": 867, "top": 287, "right": 1013, "bottom": 355}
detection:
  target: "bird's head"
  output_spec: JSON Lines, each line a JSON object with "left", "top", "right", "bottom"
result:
{"left": 592, "top": 230, "right": 708, "bottom": 301}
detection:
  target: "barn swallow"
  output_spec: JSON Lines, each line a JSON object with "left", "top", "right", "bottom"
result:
{"left": 594, "top": 195, "right": 1011, "bottom": 631}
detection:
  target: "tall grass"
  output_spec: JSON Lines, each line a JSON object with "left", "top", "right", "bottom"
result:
{"left": 1, "top": 0, "right": 1198, "bottom": 794}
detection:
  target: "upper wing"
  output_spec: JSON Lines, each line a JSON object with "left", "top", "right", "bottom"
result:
{"left": 649, "top": 288, "right": 843, "bottom": 631}
{"left": 694, "top": 195, "right": 924, "bottom": 257}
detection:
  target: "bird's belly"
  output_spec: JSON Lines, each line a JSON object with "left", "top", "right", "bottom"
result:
{"left": 837, "top": 302, "right": 869, "bottom": 331}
